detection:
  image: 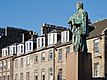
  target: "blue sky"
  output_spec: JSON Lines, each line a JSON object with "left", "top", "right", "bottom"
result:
{"left": 0, "top": 0, "right": 107, "bottom": 34}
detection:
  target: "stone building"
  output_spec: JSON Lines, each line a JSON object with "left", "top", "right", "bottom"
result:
{"left": 0, "top": 19, "right": 107, "bottom": 80}
{"left": 0, "top": 27, "right": 36, "bottom": 56}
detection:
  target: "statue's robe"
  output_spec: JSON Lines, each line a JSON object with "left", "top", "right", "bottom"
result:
{"left": 68, "top": 9, "right": 89, "bottom": 53}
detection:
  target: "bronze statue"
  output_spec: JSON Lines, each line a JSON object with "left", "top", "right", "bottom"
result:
{"left": 68, "top": 2, "right": 89, "bottom": 53}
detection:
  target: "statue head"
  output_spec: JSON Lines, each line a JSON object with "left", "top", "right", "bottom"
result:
{"left": 76, "top": 2, "right": 84, "bottom": 10}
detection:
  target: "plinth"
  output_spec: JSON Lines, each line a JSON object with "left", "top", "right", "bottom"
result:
{"left": 66, "top": 51, "right": 92, "bottom": 80}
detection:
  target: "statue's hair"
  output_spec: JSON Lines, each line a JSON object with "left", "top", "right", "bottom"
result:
{"left": 76, "top": 1, "right": 84, "bottom": 9}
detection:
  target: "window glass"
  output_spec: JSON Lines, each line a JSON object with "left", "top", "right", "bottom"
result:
{"left": 41, "top": 52, "right": 45, "bottom": 61}
{"left": 15, "top": 74, "right": 18, "bottom": 80}
{"left": 34, "top": 70, "right": 38, "bottom": 80}
{"left": 42, "top": 38, "right": 44, "bottom": 47}
{"left": 49, "top": 50, "right": 52, "bottom": 60}
{"left": 38, "top": 38, "right": 40, "bottom": 48}
{"left": 34, "top": 55, "right": 38, "bottom": 63}
{"left": 7, "top": 75, "right": 10, "bottom": 80}
{"left": 53, "top": 33, "right": 55, "bottom": 44}
{"left": 20, "top": 58, "right": 23, "bottom": 67}
{"left": 41, "top": 70, "right": 45, "bottom": 80}
{"left": 21, "top": 45, "right": 23, "bottom": 53}
{"left": 15, "top": 59, "right": 18, "bottom": 68}
{"left": 59, "top": 49, "right": 62, "bottom": 61}
{"left": 26, "top": 56, "right": 30, "bottom": 65}
{"left": 49, "top": 68, "right": 53, "bottom": 80}
{"left": 13, "top": 47, "right": 15, "bottom": 54}
{"left": 58, "top": 68, "right": 62, "bottom": 80}
{"left": 94, "top": 62, "right": 99, "bottom": 77}
{"left": 26, "top": 72, "right": 30, "bottom": 80}
{"left": 66, "top": 46, "right": 70, "bottom": 54}
{"left": 29, "top": 42, "right": 32, "bottom": 50}
{"left": 66, "top": 31, "right": 69, "bottom": 41}
{"left": 94, "top": 39, "right": 99, "bottom": 53}
{"left": 20, "top": 73, "right": 23, "bottom": 80}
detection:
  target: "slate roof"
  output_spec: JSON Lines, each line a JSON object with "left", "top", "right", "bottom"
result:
{"left": 88, "top": 19, "right": 107, "bottom": 39}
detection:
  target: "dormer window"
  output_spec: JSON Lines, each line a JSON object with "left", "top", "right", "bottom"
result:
{"left": 25, "top": 41, "right": 33, "bottom": 53}
{"left": 61, "top": 31, "right": 69, "bottom": 43}
{"left": 17, "top": 44, "right": 24, "bottom": 55}
{"left": 2, "top": 47, "right": 9, "bottom": 57}
{"left": 8, "top": 44, "right": 17, "bottom": 56}
{"left": 48, "top": 33, "right": 57, "bottom": 46}
{"left": 37, "top": 37, "right": 45, "bottom": 49}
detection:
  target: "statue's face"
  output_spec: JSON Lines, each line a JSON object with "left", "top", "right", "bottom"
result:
{"left": 76, "top": 3, "right": 80, "bottom": 10}
{"left": 76, "top": 2, "right": 83, "bottom": 10}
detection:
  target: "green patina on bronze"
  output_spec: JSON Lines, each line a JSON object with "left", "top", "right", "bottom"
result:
{"left": 68, "top": 2, "right": 89, "bottom": 53}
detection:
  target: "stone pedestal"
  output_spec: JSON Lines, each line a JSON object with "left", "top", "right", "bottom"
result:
{"left": 66, "top": 52, "right": 92, "bottom": 80}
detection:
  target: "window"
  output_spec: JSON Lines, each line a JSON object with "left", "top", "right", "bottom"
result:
{"left": 34, "top": 70, "right": 38, "bottom": 80}
{"left": 13, "top": 47, "right": 15, "bottom": 54}
{"left": 66, "top": 31, "right": 69, "bottom": 41}
{"left": 34, "top": 55, "right": 38, "bottom": 63}
{"left": 38, "top": 38, "right": 40, "bottom": 48}
{"left": 21, "top": 45, "right": 23, "bottom": 53}
{"left": 27, "top": 43, "right": 29, "bottom": 51}
{"left": 15, "top": 59, "right": 18, "bottom": 68}
{"left": 59, "top": 49, "right": 62, "bottom": 61}
{"left": 2, "top": 50, "right": 4, "bottom": 56}
{"left": 26, "top": 56, "right": 30, "bottom": 65}
{"left": 3, "top": 61, "right": 6, "bottom": 70}
{"left": 20, "top": 73, "right": 23, "bottom": 80}
{"left": 42, "top": 38, "right": 44, "bottom": 47}
{"left": 5, "top": 50, "right": 7, "bottom": 56}
{"left": 49, "top": 50, "right": 53, "bottom": 60}
{"left": 15, "top": 74, "right": 18, "bottom": 80}
{"left": 41, "top": 52, "right": 45, "bottom": 62}
{"left": 53, "top": 34, "right": 55, "bottom": 44}
{"left": 29, "top": 42, "right": 32, "bottom": 50}
{"left": 7, "top": 75, "right": 10, "bottom": 80}
{"left": 17, "top": 46, "right": 20, "bottom": 54}
{"left": 0, "top": 62, "right": 2, "bottom": 70}
{"left": 0, "top": 77, "right": 2, "bottom": 80}
{"left": 20, "top": 58, "right": 23, "bottom": 67}
{"left": 94, "top": 62, "right": 100, "bottom": 77}
{"left": 66, "top": 46, "right": 70, "bottom": 54}
{"left": 8, "top": 61, "right": 10, "bottom": 70}
{"left": 41, "top": 70, "right": 45, "bottom": 80}
{"left": 57, "top": 68, "right": 62, "bottom": 80}
{"left": 8, "top": 49, "right": 10, "bottom": 55}
{"left": 94, "top": 39, "right": 99, "bottom": 53}
{"left": 63, "top": 32, "right": 65, "bottom": 42}
{"left": 10, "top": 48, "right": 12, "bottom": 55}
{"left": 3, "top": 76, "right": 6, "bottom": 80}
{"left": 26, "top": 72, "right": 30, "bottom": 80}
{"left": 49, "top": 34, "right": 51, "bottom": 45}
{"left": 49, "top": 68, "right": 53, "bottom": 80}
